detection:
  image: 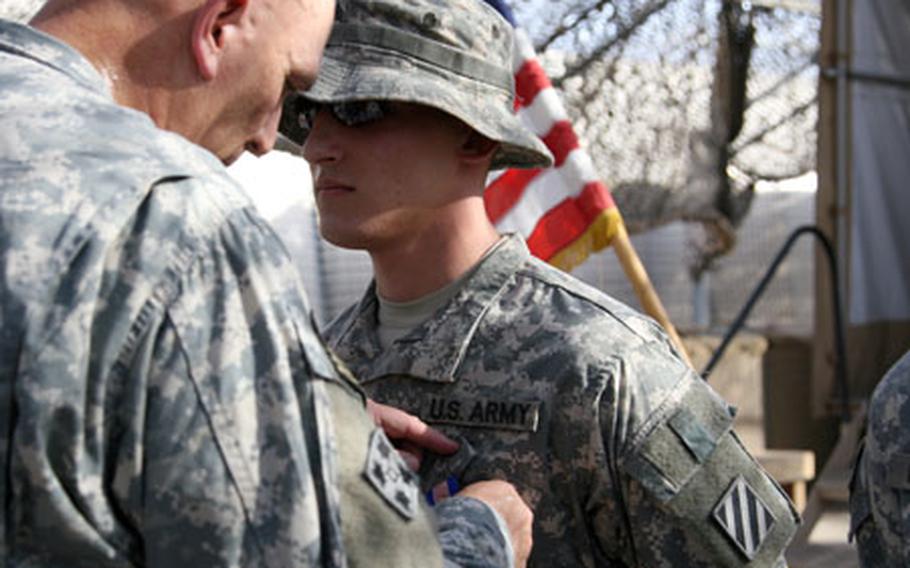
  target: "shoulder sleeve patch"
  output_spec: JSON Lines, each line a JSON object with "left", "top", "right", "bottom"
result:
{"left": 363, "top": 429, "right": 419, "bottom": 520}
{"left": 620, "top": 378, "right": 798, "bottom": 565}
{"left": 712, "top": 475, "right": 777, "bottom": 560}
{"left": 622, "top": 380, "right": 735, "bottom": 502}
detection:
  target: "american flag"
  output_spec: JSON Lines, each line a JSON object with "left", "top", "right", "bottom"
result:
{"left": 482, "top": 0, "right": 623, "bottom": 272}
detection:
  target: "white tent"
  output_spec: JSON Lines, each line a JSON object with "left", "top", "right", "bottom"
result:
{"left": 814, "top": 0, "right": 910, "bottom": 412}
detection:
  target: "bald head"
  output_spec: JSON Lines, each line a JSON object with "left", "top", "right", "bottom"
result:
{"left": 30, "top": 0, "right": 335, "bottom": 163}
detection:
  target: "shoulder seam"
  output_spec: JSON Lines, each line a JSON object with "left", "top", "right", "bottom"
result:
{"left": 513, "top": 264, "right": 651, "bottom": 341}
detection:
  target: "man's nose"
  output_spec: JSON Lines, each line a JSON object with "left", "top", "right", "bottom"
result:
{"left": 301, "top": 110, "right": 341, "bottom": 164}
{"left": 246, "top": 106, "right": 283, "bottom": 156}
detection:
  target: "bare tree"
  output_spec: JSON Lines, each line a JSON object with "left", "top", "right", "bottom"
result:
{"left": 510, "top": 0, "right": 819, "bottom": 276}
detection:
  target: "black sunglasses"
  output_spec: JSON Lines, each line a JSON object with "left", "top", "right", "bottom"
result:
{"left": 280, "top": 96, "right": 392, "bottom": 145}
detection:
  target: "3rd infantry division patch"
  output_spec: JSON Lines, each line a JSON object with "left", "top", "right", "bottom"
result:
{"left": 712, "top": 475, "right": 776, "bottom": 560}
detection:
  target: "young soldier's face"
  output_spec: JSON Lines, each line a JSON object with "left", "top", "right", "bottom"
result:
{"left": 303, "top": 102, "right": 470, "bottom": 251}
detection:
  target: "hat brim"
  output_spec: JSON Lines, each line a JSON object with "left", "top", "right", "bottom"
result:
{"left": 295, "top": 43, "right": 553, "bottom": 171}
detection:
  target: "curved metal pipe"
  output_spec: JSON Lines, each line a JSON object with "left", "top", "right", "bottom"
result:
{"left": 700, "top": 225, "right": 850, "bottom": 422}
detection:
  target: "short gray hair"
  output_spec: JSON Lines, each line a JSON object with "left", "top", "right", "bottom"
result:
{"left": 0, "top": 0, "right": 45, "bottom": 23}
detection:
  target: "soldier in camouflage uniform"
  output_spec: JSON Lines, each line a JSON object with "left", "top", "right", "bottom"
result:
{"left": 284, "top": 0, "right": 801, "bottom": 565}
{"left": 0, "top": 0, "right": 533, "bottom": 564}
{"left": 850, "top": 349, "right": 910, "bottom": 566}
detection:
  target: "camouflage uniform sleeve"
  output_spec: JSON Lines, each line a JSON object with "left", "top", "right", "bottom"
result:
{"left": 849, "top": 350, "right": 910, "bottom": 567}
{"left": 139, "top": 315, "right": 308, "bottom": 565}
{"left": 436, "top": 496, "right": 514, "bottom": 568}
{"left": 594, "top": 341, "right": 799, "bottom": 567}
{"left": 133, "top": 207, "right": 341, "bottom": 566}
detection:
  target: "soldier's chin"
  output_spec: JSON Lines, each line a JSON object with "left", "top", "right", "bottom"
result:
{"left": 318, "top": 223, "right": 369, "bottom": 251}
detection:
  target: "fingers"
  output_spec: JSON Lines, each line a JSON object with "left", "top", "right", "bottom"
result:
{"left": 367, "top": 399, "right": 459, "bottom": 455}
{"left": 395, "top": 440, "right": 423, "bottom": 472}
{"left": 458, "top": 480, "right": 534, "bottom": 568}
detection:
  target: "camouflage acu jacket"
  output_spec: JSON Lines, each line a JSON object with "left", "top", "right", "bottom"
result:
{"left": 0, "top": 19, "right": 509, "bottom": 568}
{"left": 850, "top": 349, "right": 910, "bottom": 567}
{"left": 327, "top": 234, "right": 800, "bottom": 567}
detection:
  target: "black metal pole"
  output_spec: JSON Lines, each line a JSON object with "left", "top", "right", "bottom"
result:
{"left": 701, "top": 225, "right": 850, "bottom": 422}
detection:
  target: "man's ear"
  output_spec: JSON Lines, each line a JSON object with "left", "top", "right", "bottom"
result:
{"left": 459, "top": 130, "right": 498, "bottom": 165}
{"left": 191, "top": 0, "right": 249, "bottom": 81}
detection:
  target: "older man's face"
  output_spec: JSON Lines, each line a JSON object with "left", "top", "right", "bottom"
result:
{"left": 202, "top": 0, "right": 335, "bottom": 164}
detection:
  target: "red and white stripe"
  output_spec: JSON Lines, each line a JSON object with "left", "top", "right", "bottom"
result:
{"left": 485, "top": 28, "right": 621, "bottom": 268}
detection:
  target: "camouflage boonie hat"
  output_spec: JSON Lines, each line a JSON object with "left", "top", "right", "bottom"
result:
{"left": 281, "top": 0, "right": 553, "bottom": 170}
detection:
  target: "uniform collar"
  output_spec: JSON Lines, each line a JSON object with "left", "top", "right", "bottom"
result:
{"left": 331, "top": 234, "right": 530, "bottom": 384}
{"left": 0, "top": 19, "right": 109, "bottom": 97}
